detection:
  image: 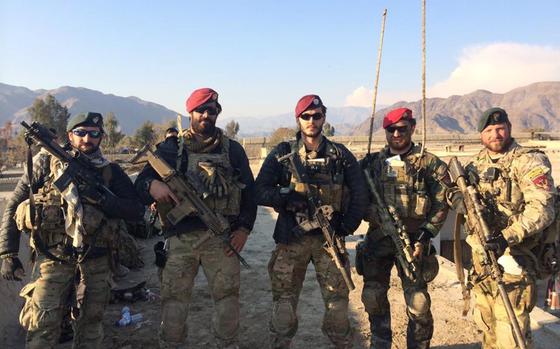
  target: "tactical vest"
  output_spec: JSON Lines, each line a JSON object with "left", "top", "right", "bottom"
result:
{"left": 183, "top": 134, "right": 242, "bottom": 216}
{"left": 283, "top": 139, "right": 347, "bottom": 212}
{"left": 368, "top": 146, "right": 432, "bottom": 224}
{"left": 15, "top": 156, "right": 118, "bottom": 248}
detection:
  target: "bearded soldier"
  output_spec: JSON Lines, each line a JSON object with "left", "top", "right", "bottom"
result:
{"left": 357, "top": 108, "right": 450, "bottom": 349}
{"left": 135, "top": 88, "right": 257, "bottom": 349}
{"left": 255, "top": 94, "right": 368, "bottom": 348}
{"left": 0, "top": 112, "right": 143, "bottom": 348}
{"left": 451, "top": 107, "right": 557, "bottom": 348}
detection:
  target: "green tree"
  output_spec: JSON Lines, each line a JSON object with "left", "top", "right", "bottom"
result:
{"left": 323, "top": 122, "right": 335, "bottom": 137}
{"left": 103, "top": 112, "right": 125, "bottom": 152}
{"left": 27, "top": 94, "right": 70, "bottom": 136}
{"left": 225, "top": 120, "right": 240, "bottom": 139}
{"left": 268, "top": 127, "right": 297, "bottom": 147}
{"left": 133, "top": 121, "right": 156, "bottom": 148}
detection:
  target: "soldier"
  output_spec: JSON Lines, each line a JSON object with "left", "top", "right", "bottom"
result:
{"left": 451, "top": 107, "right": 557, "bottom": 348}
{"left": 255, "top": 94, "right": 368, "bottom": 348}
{"left": 0, "top": 112, "right": 144, "bottom": 348}
{"left": 357, "top": 108, "right": 450, "bottom": 349}
{"left": 134, "top": 88, "right": 257, "bottom": 349}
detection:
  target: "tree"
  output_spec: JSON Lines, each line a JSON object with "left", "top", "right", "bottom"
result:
{"left": 27, "top": 94, "right": 70, "bottom": 136}
{"left": 133, "top": 121, "right": 156, "bottom": 148}
{"left": 103, "top": 112, "right": 125, "bottom": 152}
{"left": 323, "top": 122, "right": 335, "bottom": 137}
{"left": 268, "top": 127, "right": 297, "bottom": 147}
{"left": 225, "top": 120, "right": 240, "bottom": 139}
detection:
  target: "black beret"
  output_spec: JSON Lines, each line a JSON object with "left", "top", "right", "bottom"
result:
{"left": 66, "top": 112, "right": 104, "bottom": 132}
{"left": 478, "top": 107, "right": 509, "bottom": 132}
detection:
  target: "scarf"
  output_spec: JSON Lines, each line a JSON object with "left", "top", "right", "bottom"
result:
{"left": 183, "top": 128, "right": 223, "bottom": 154}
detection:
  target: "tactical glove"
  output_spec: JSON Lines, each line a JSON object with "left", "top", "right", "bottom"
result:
{"left": 1, "top": 256, "right": 25, "bottom": 281}
{"left": 78, "top": 184, "right": 105, "bottom": 205}
{"left": 284, "top": 192, "right": 308, "bottom": 213}
{"left": 446, "top": 188, "right": 466, "bottom": 214}
{"left": 330, "top": 213, "right": 350, "bottom": 236}
{"left": 485, "top": 234, "right": 508, "bottom": 255}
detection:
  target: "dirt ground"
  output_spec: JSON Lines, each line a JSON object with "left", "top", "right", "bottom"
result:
{"left": 81, "top": 208, "right": 481, "bottom": 349}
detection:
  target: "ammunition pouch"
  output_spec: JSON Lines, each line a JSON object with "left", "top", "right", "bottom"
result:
{"left": 355, "top": 240, "right": 368, "bottom": 276}
{"left": 154, "top": 241, "right": 167, "bottom": 268}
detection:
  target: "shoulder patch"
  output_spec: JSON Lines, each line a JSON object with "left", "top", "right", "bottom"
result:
{"left": 525, "top": 165, "right": 550, "bottom": 189}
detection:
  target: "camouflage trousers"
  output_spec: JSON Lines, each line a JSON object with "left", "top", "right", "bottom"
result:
{"left": 471, "top": 272, "right": 536, "bottom": 349}
{"left": 268, "top": 235, "right": 353, "bottom": 349}
{"left": 356, "top": 236, "right": 437, "bottom": 349}
{"left": 159, "top": 229, "right": 241, "bottom": 349}
{"left": 19, "top": 252, "right": 111, "bottom": 349}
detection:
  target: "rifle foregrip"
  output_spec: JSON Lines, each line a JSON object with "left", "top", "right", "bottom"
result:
{"left": 448, "top": 156, "right": 466, "bottom": 183}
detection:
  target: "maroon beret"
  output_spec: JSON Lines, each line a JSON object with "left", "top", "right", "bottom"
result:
{"left": 295, "top": 94, "right": 324, "bottom": 118}
{"left": 383, "top": 107, "right": 414, "bottom": 129}
{"left": 186, "top": 88, "right": 219, "bottom": 113}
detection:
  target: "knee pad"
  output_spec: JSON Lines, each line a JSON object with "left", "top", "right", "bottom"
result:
{"left": 406, "top": 289, "right": 431, "bottom": 316}
{"left": 271, "top": 296, "right": 297, "bottom": 336}
{"left": 323, "top": 298, "right": 351, "bottom": 337}
{"left": 361, "top": 285, "right": 389, "bottom": 315}
{"left": 160, "top": 300, "right": 187, "bottom": 343}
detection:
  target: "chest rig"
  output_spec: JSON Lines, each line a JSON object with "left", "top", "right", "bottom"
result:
{"left": 369, "top": 146, "right": 431, "bottom": 221}
{"left": 469, "top": 147, "right": 534, "bottom": 231}
{"left": 179, "top": 134, "right": 242, "bottom": 216}
{"left": 285, "top": 139, "right": 346, "bottom": 213}
{"left": 15, "top": 156, "right": 116, "bottom": 248}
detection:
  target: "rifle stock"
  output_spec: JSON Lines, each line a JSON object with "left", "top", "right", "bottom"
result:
{"left": 278, "top": 151, "right": 355, "bottom": 290}
{"left": 146, "top": 150, "right": 250, "bottom": 268}
{"left": 362, "top": 168, "right": 418, "bottom": 282}
{"left": 448, "top": 156, "right": 527, "bottom": 349}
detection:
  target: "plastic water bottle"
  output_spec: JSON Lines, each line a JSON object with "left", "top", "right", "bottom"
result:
{"left": 115, "top": 306, "right": 143, "bottom": 327}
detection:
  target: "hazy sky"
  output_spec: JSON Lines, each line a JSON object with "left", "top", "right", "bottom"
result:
{"left": 1, "top": 0, "right": 559, "bottom": 118}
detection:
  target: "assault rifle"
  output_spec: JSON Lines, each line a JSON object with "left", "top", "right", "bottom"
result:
{"left": 145, "top": 150, "right": 250, "bottom": 268}
{"left": 448, "top": 156, "right": 527, "bottom": 349}
{"left": 277, "top": 151, "right": 355, "bottom": 290}
{"left": 21, "top": 121, "right": 115, "bottom": 196}
{"left": 362, "top": 167, "right": 418, "bottom": 282}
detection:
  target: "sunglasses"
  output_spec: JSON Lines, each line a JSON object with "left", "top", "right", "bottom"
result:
{"left": 72, "top": 129, "right": 102, "bottom": 138}
{"left": 386, "top": 125, "right": 410, "bottom": 134}
{"left": 300, "top": 113, "right": 324, "bottom": 121}
{"left": 194, "top": 106, "right": 219, "bottom": 116}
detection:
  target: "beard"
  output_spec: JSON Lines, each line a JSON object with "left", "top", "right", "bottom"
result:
{"left": 77, "top": 142, "right": 99, "bottom": 154}
{"left": 388, "top": 137, "right": 412, "bottom": 152}
{"left": 191, "top": 119, "right": 216, "bottom": 136}
{"left": 482, "top": 137, "right": 511, "bottom": 153}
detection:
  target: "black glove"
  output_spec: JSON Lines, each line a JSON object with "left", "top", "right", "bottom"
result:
{"left": 330, "top": 213, "right": 350, "bottom": 236}
{"left": 78, "top": 184, "right": 106, "bottom": 205}
{"left": 1, "top": 256, "right": 25, "bottom": 281}
{"left": 154, "top": 241, "right": 167, "bottom": 268}
{"left": 485, "top": 234, "right": 508, "bottom": 255}
{"left": 284, "top": 191, "right": 308, "bottom": 213}
{"left": 417, "top": 228, "right": 433, "bottom": 244}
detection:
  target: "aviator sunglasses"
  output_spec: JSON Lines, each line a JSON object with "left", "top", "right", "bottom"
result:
{"left": 386, "top": 125, "right": 410, "bottom": 134}
{"left": 72, "top": 129, "right": 102, "bottom": 138}
{"left": 300, "top": 113, "right": 324, "bottom": 121}
{"left": 194, "top": 106, "right": 219, "bottom": 116}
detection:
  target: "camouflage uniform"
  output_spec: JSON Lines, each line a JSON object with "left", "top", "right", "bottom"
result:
{"left": 255, "top": 135, "right": 368, "bottom": 348}
{"left": 358, "top": 144, "right": 450, "bottom": 349}
{"left": 134, "top": 128, "right": 256, "bottom": 348}
{"left": 464, "top": 140, "right": 556, "bottom": 349}
{"left": 0, "top": 151, "right": 143, "bottom": 349}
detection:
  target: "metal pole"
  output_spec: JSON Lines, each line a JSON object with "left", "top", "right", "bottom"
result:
{"left": 366, "top": 9, "right": 388, "bottom": 155}
{"left": 420, "top": 0, "right": 427, "bottom": 155}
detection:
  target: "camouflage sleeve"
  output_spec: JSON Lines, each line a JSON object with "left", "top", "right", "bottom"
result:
{"left": 0, "top": 152, "right": 51, "bottom": 257}
{"left": 502, "top": 151, "right": 556, "bottom": 245}
{"left": 420, "top": 155, "right": 451, "bottom": 237}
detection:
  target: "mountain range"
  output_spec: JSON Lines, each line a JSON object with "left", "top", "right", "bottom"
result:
{"left": 1, "top": 81, "right": 559, "bottom": 136}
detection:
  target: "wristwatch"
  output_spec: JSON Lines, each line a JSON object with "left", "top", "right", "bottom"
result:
{"left": 144, "top": 178, "right": 154, "bottom": 193}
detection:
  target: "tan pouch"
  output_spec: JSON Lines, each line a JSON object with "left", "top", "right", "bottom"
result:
{"left": 413, "top": 194, "right": 431, "bottom": 217}
{"left": 15, "top": 199, "right": 32, "bottom": 231}
{"left": 19, "top": 282, "right": 36, "bottom": 330}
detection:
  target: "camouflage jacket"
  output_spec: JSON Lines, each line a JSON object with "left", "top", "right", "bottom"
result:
{"left": 361, "top": 144, "right": 450, "bottom": 240}
{"left": 465, "top": 140, "right": 556, "bottom": 252}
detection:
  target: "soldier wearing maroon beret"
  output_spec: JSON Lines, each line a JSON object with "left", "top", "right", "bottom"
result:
{"left": 357, "top": 107, "right": 451, "bottom": 349}
{"left": 255, "top": 94, "right": 368, "bottom": 348}
{"left": 135, "top": 88, "right": 257, "bottom": 348}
